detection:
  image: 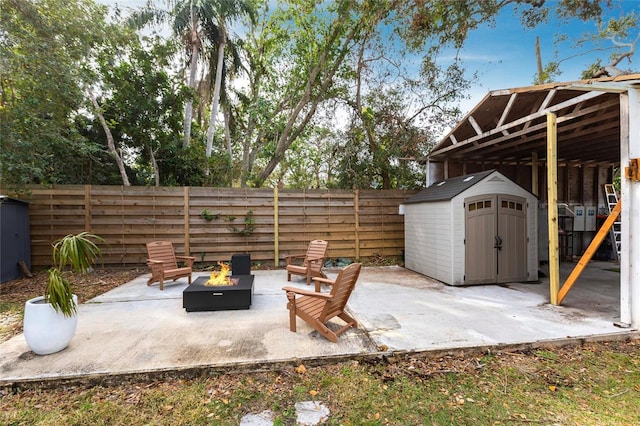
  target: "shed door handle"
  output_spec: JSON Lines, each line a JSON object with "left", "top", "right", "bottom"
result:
{"left": 494, "top": 236, "right": 502, "bottom": 250}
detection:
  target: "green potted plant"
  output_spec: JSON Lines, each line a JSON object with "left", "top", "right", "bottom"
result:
{"left": 23, "top": 232, "right": 103, "bottom": 355}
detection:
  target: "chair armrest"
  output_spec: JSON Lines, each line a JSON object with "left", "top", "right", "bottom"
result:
{"left": 175, "top": 256, "right": 195, "bottom": 267}
{"left": 282, "top": 286, "right": 333, "bottom": 300}
{"left": 285, "top": 254, "right": 306, "bottom": 265}
{"left": 146, "top": 259, "right": 164, "bottom": 276}
{"left": 312, "top": 276, "right": 334, "bottom": 292}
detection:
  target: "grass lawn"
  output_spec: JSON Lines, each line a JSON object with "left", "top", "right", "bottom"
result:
{"left": 1, "top": 339, "right": 639, "bottom": 425}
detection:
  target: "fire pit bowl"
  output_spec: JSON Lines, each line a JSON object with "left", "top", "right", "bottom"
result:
{"left": 183, "top": 275, "right": 254, "bottom": 312}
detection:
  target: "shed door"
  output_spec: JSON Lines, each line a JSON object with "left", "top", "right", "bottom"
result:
{"left": 496, "top": 195, "right": 527, "bottom": 282}
{"left": 465, "top": 194, "right": 527, "bottom": 284}
{"left": 464, "top": 196, "right": 497, "bottom": 284}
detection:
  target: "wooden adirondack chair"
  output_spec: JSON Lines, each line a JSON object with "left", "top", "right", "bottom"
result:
{"left": 146, "top": 241, "right": 195, "bottom": 290}
{"left": 282, "top": 263, "right": 362, "bottom": 343}
{"left": 285, "top": 240, "right": 328, "bottom": 285}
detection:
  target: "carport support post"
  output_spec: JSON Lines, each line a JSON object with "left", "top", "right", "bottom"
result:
{"left": 620, "top": 87, "right": 640, "bottom": 328}
{"left": 546, "top": 112, "right": 560, "bottom": 305}
{"left": 531, "top": 152, "right": 538, "bottom": 197}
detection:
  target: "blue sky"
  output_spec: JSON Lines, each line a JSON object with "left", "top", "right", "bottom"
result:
{"left": 456, "top": 1, "right": 640, "bottom": 112}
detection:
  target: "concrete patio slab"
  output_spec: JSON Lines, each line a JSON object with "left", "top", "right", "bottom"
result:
{"left": 0, "top": 262, "right": 637, "bottom": 388}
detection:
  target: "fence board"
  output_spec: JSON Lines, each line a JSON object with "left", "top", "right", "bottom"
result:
{"left": 6, "top": 185, "right": 417, "bottom": 269}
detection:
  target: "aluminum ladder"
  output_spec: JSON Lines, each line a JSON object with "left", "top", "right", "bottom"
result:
{"left": 603, "top": 184, "right": 621, "bottom": 261}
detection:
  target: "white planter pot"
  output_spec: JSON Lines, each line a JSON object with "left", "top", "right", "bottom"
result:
{"left": 23, "top": 295, "right": 78, "bottom": 355}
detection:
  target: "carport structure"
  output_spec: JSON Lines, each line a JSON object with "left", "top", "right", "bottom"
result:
{"left": 426, "top": 74, "right": 640, "bottom": 330}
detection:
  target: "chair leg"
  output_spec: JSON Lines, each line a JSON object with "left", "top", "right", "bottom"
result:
{"left": 287, "top": 272, "right": 291, "bottom": 282}
{"left": 286, "top": 294, "right": 297, "bottom": 332}
{"left": 159, "top": 278, "right": 164, "bottom": 291}
{"left": 289, "top": 310, "right": 297, "bottom": 332}
{"left": 334, "top": 312, "right": 357, "bottom": 337}
{"left": 313, "top": 320, "right": 337, "bottom": 343}
{"left": 337, "top": 312, "right": 357, "bottom": 328}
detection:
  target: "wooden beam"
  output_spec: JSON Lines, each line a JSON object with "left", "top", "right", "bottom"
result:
{"left": 567, "top": 82, "right": 630, "bottom": 93}
{"left": 557, "top": 200, "right": 621, "bottom": 304}
{"left": 497, "top": 93, "right": 517, "bottom": 126}
{"left": 547, "top": 112, "right": 560, "bottom": 306}
{"left": 440, "top": 104, "right": 620, "bottom": 159}
{"left": 531, "top": 152, "right": 538, "bottom": 196}
{"left": 523, "top": 93, "right": 548, "bottom": 131}
{"left": 539, "top": 89, "right": 556, "bottom": 110}
{"left": 468, "top": 115, "right": 483, "bottom": 135}
{"left": 430, "top": 92, "right": 611, "bottom": 157}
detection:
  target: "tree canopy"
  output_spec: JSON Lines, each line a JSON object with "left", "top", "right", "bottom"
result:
{"left": 1, "top": 0, "right": 636, "bottom": 191}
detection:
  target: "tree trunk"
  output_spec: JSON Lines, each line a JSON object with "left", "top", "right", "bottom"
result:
{"left": 240, "top": 71, "right": 262, "bottom": 188}
{"left": 223, "top": 106, "right": 232, "bottom": 159}
{"left": 254, "top": 41, "right": 351, "bottom": 186}
{"left": 535, "top": 36, "right": 544, "bottom": 84}
{"left": 183, "top": 22, "right": 200, "bottom": 148}
{"left": 149, "top": 145, "right": 160, "bottom": 186}
{"left": 252, "top": 4, "right": 387, "bottom": 187}
{"left": 89, "top": 91, "right": 131, "bottom": 186}
{"left": 206, "top": 38, "right": 226, "bottom": 158}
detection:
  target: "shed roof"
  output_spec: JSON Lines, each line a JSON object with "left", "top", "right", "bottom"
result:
{"left": 0, "top": 195, "right": 28, "bottom": 204}
{"left": 405, "top": 170, "right": 496, "bottom": 203}
{"left": 428, "top": 74, "right": 640, "bottom": 167}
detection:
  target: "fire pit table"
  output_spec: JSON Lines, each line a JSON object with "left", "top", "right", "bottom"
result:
{"left": 183, "top": 275, "right": 254, "bottom": 312}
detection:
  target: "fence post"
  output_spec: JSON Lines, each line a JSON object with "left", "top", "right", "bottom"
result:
{"left": 184, "top": 186, "right": 190, "bottom": 256}
{"left": 84, "top": 185, "right": 91, "bottom": 232}
{"left": 274, "top": 186, "right": 279, "bottom": 267}
{"left": 354, "top": 189, "right": 360, "bottom": 261}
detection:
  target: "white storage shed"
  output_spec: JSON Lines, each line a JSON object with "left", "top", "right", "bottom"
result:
{"left": 403, "top": 170, "right": 538, "bottom": 286}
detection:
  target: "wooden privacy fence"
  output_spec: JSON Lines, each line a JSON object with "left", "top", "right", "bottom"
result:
{"left": 11, "top": 185, "right": 418, "bottom": 268}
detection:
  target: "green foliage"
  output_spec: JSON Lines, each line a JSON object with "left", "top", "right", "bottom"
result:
{"left": 334, "top": 87, "right": 446, "bottom": 189}
{"left": 45, "top": 268, "right": 76, "bottom": 318}
{"left": 2, "top": 0, "right": 628, "bottom": 189}
{"left": 531, "top": 0, "right": 638, "bottom": 82}
{"left": 229, "top": 209, "right": 256, "bottom": 236}
{"left": 0, "top": 0, "right": 114, "bottom": 187}
{"left": 200, "top": 209, "right": 219, "bottom": 221}
{"left": 45, "top": 232, "right": 104, "bottom": 317}
{"left": 52, "top": 232, "right": 103, "bottom": 273}
{"left": 613, "top": 167, "right": 622, "bottom": 192}
{"left": 92, "top": 36, "right": 190, "bottom": 186}
{"left": 236, "top": 0, "right": 399, "bottom": 187}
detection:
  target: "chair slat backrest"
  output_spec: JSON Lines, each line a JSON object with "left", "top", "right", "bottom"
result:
{"left": 146, "top": 241, "right": 178, "bottom": 269}
{"left": 321, "top": 263, "right": 361, "bottom": 321}
{"left": 304, "top": 240, "right": 328, "bottom": 273}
